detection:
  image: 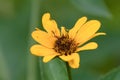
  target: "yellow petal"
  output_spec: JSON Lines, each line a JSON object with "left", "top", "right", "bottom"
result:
{"left": 59, "top": 55, "right": 73, "bottom": 61}
{"left": 30, "top": 45, "right": 59, "bottom": 56}
{"left": 31, "top": 29, "right": 57, "bottom": 48}
{"left": 68, "top": 53, "right": 80, "bottom": 68}
{"left": 43, "top": 54, "right": 57, "bottom": 63}
{"left": 61, "top": 27, "right": 67, "bottom": 36}
{"left": 75, "top": 20, "right": 101, "bottom": 45}
{"left": 69, "top": 17, "right": 87, "bottom": 39}
{"left": 91, "top": 32, "right": 106, "bottom": 38}
{"left": 76, "top": 42, "right": 98, "bottom": 52}
{"left": 42, "top": 13, "right": 60, "bottom": 36}
{"left": 59, "top": 53, "right": 79, "bottom": 62}
{"left": 79, "top": 32, "right": 106, "bottom": 46}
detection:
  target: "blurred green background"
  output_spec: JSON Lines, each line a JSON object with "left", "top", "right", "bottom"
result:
{"left": 0, "top": 0, "right": 120, "bottom": 80}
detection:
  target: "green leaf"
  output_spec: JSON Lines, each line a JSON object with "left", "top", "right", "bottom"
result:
{"left": 39, "top": 57, "right": 69, "bottom": 80}
{"left": 70, "top": 0, "right": 111, "bottom": 18}
{"left": 26, "top": 0, "right": 41, "bottom": 80}
{"left": 0, "top": 46, "right": 10, "bottom": 80}
{"left": 99, "top": 66, "right": 120, "bottom": 80}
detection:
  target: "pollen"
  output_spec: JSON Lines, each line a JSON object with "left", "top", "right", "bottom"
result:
{"left": 54, "top": 35, "right": 78, "bottom": 56}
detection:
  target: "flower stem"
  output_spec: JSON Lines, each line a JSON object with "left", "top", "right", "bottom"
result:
{"left": 66, "top": 63, "right": 72, "bottom": 80}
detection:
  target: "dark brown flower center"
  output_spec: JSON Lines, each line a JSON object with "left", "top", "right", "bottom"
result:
{"left": 54, "top": 35, "right": 78, "bottom": 56}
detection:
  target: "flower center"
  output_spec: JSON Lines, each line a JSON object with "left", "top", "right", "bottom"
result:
{"left": 54, "top": 35, "right": 77, "bottom": 56}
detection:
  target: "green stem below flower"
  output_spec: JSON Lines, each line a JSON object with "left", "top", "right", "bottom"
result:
{"left": 66, "top": 62, "right": 72, "bottom": 80}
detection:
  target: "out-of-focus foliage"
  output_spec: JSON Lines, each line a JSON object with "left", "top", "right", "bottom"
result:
{"left": 99, "top": 67, "right": 120, "bottom": 80}
{"left": 70, "top": 0, "right": 111, "bottom": 18}
{"left": 0, "top": 0, "right": 120, "bottom": 80}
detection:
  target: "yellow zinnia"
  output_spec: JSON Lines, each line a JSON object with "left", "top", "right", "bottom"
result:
{"left": 30, "top": 13, "right": 106, "bottom": 68}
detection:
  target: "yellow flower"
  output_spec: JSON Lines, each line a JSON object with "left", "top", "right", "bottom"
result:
{"left": 30, "top": 13, "right": 106, "bottom": 68}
